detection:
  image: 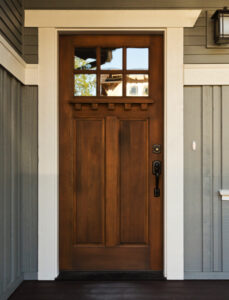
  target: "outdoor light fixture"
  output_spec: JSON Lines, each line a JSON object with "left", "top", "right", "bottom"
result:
{"left": 212, "top": 7, "right": 229, "bottom": 44}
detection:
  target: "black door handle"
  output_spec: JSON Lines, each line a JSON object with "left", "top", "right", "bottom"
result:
{"left": 152, "top": 160, "right": 161, "bottom": 197}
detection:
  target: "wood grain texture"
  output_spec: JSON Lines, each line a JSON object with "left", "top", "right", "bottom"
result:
{"left": 105, "top": 117, "right": 119, "bottom": 247}
{"left": 120, "top": 120, "right": 148, "bottom": 244}
{"left": 59, "top": 34, "right": 163, "bottom": 271}
{"left": 74, "top": 119, "right": 105, "bottom": 244}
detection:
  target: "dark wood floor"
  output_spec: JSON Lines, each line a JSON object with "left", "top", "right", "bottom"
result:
{"left": 9, "top": 280, "right": 229, "bottom": 300}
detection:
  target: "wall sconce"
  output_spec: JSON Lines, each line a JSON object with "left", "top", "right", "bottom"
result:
{"left": 212, "top": 7, "right": 229, "bottom": 44}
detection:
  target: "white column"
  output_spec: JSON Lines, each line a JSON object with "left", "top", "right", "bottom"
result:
{"left": 164, "top": 27, "right": 184, "bottom": 280}
{"left": 38, "top": 28, "right": 58, "bottom": 280}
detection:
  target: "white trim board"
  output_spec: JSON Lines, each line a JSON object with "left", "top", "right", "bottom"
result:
{"left": 24, "top": 9, "right": 201, "bottom": 281}
{"left": 25, "top": 9, "right": 201, "bottom": 28}
{"left": 0, "top": 34, "right": 38, "bottom": 85}
{"left": 184, "top": 64, "right": 229, "bottom": 85}
{"left": 219, "top": 190, "right": 229, "bottom": 201}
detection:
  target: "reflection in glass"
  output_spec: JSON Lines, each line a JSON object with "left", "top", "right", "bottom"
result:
{"left": 126, "top": 74, "right": 149, "bottom": 97}
{"left": 100, "top": 74, "right": 123, "bottom": 96}
{"left": 74, "top": 74, "right": 96, "bottom": 96}
{"left": 127, "top": 48, "right": 149, "bottom": 70}
{"left": 74, "top": 48, "right": 97, "bottom": 70}
{"left": 101, "top": 48, "right": 122, "bottom": 70}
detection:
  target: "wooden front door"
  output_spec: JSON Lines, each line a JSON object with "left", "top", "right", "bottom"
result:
{"left": 59, "top": 35, "right": 163, "bottom": 271}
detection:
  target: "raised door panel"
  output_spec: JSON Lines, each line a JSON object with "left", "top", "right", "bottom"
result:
{"left": 120, "top": 120, "right": 148, "bottom": 244}
{"left": 73, "top": 119, "right": 105, "bottom": 245}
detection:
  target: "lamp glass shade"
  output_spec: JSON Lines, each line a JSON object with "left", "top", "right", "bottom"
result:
{"left": 212, "top": 9, "right": 229, "bottom": 44}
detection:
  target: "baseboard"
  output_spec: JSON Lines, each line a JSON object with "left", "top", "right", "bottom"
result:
{"left": 1, "top": 275, "right": 23, "bottom": 300}
{"left": 185, "top": 272, "right": 229, "bottom": 280}
{"left": 56, "top": 271, "right": 165, "bottom": 281}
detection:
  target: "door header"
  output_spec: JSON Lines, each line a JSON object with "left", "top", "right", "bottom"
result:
{"left": 25, "top": 9, "right": 201, "bottom": 28}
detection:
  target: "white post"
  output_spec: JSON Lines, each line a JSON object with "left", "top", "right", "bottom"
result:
{"left": 38, "top": 28, "right": 58, "bottom": 280}
{"left": 164, "top": 27, "right": 184, "bottom": 279}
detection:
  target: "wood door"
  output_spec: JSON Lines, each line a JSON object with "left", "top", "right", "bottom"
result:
{"left": 59, "top": 35, "right": 163, "bottom": 271}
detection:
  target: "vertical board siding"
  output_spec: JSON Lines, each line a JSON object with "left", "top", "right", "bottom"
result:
{"left": 184, "top": 87, "right": 203, "bottom": 272}
{"left": 0, "top": 66, "right": 38, "bottom": 300}
{"left": 21, "top": 86, "right": 38, "bottom": 278}
{"left": 184, "top": 85, "right": 229, "bottom": 278}
{"left": 202, "top": 86, "right": 213, "bottom": 272}
{"left": 212, "top": 86, "right": 222, "bottom": 272}
{"left": 222, "top": 87, "right": 229, "bottom": 272}
{"left": 0, "top": 0, "right": 23, "bottom": 56}
{"left": 0, "top": 66, "right": 23, "bottom": 300}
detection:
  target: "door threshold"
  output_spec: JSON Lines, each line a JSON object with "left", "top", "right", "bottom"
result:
{"left": 56, "top": 271, "right": 165, "bottom": 281}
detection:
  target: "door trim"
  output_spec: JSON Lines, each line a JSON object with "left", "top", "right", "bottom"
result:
{"left": 24, "top": 9, "right": 200, "bottom": 280}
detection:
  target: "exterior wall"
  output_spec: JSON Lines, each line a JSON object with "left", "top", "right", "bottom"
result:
{"left": 184, "top": 85, "right": 229, "bottom": 279}
{"left": 184, "top": 11, "right": 229, "bottom": 63}
{"left": 0, "top": 66, "right": 38, "bottom": 300}
{"left": 0, "top": 0, "right": 24, "bottom": 56}
{"left": 21, "top": 86, "right": 38, "bottom": 280}
{"left": 23, "top": 1, "right": 229, "bottom": 64}
{"left": 23, "top": 27, "right": 38, "bottom": 64}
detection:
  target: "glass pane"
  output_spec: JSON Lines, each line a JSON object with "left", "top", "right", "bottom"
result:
{"left": 101, "top": 48, "right": 122, "bottom": 70}
{"left": 74, "top": 48, "right": 97, "bottom": 70}
{"left": 220, "top": 15, "right": 229, "bottom": 36}
{"left": 100, "top": 74, "right": 123, "bottom": 96}
{"left": 126, "top": 74, "right": 149, "bottom": 97}
{"left": 74, "top": 74, "right": 96, "bottom": 96}
{"left": 127, "top": 48, "right": 149, "bottom": 70}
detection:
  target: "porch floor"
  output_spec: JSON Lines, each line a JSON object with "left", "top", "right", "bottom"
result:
{"left": 9, "top": 280, "right": 229, "bottom": 300}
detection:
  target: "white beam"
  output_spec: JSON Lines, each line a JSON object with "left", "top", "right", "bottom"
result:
{"left": 25, "top": 9, "right": 201, "bottom": 28}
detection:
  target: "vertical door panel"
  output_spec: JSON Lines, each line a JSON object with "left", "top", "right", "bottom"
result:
{"left": 120, "top": 120, "right": 148, "bottom": 244}
{"left": 74, "top": 119, "right": 105, "bottom": 245}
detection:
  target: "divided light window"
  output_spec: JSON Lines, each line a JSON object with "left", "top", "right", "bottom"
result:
{"left": 74, "top": 47, "right": 149, "bottom": 97}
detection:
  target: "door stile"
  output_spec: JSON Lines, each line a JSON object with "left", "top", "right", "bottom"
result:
{"left": 105, "top": 116, "right": 120, "bottom": 247}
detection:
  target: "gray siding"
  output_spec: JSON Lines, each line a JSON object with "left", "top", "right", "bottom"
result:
{"left": 184, "top": 11, "right": 229, "bottom": 64}
{"left": 23, "top": 1, "right": 229, "bottom": 64}
{"left": 21, "top": 86, "right": 38, "bottom": 279}
{"left": 184, "top": 85, "right": 229, "bottom": 279}
{"left": 0, "top": 66, "right": 38, "bottom": 300}
{"left": 23, "top": 27, "right": 38, "bottom": 64}
{"left": 0, "top": 0, "right": 23, "bottom": 56}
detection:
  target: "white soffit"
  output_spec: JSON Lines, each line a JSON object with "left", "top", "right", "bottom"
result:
{"left": 25, "top": 9, "right": 201, "bottom": 28}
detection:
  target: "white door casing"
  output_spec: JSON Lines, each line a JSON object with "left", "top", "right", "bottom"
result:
{"left": 24, "top": 9, "right": 201, "bottom": 280}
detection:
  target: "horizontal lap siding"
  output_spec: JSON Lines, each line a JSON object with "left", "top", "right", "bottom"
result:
{"left": 184, "top": 86, "right": 229, "bottom": 279}
{"left": 23, "top": 28, "right": 38, "bottom": 64}
{"left": 0, "top": 0, "right": 23, "bottom": 56}
{"left": 23, "top": 2, "right": 229, "bottom": 64}
{"left": 0, "top": 66, "right": 38, "bottom": 300}
{"left": 184, "top": 11, "right": 229, "bottom": 64}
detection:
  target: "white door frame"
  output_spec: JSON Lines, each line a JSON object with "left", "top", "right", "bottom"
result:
{"left": 25, "top": 9, "right": 200, "bottom": 280}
